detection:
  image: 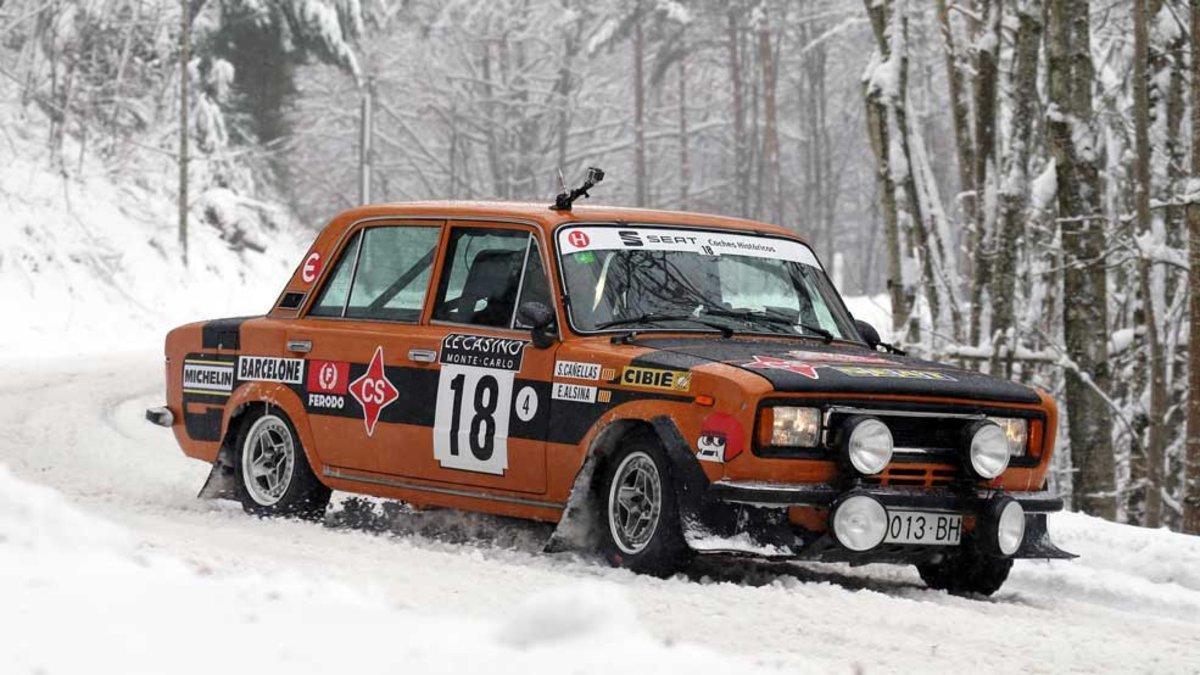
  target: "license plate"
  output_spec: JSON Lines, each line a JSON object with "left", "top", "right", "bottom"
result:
{"left": 884, "top": 510, "right": 962, "bottom": 545}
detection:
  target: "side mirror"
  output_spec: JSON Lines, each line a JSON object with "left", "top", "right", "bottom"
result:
{"left": 854, "top": 318, "right": 881, "bottom": 350}
{"left": 518, "top": 301, "right": 557, "bottom": 349}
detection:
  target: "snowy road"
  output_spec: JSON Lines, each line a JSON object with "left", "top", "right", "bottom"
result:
{"left": 2, "top": 353, "right": 1199, "bottom": 673}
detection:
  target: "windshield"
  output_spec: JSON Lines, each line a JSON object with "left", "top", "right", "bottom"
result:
{"left": 556, "top": 225, "right": 858, "bottom": 340}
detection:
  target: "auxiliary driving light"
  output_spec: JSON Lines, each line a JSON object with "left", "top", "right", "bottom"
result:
{"left": 978, "top": 497, "right": 1026, "bottom": 557}
{"left": 966, "top": 421, "right": 1010, "bottom": 479}
{"left": 842, "top": 416, "right": 893, "bottom": 475}
{"left": 831, "top": 493, "right": 888, "bottom": 552}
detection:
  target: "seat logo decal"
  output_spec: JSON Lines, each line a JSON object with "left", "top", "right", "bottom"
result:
{"left": 348, "top": 347, "right": 399, "bottom": 436}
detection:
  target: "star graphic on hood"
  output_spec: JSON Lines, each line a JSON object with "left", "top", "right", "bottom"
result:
{"left": 744, "top": 354, "right": 820, "bottom": 380}
{"left": 348, "top": 346, "right": 399, "bottom": 436}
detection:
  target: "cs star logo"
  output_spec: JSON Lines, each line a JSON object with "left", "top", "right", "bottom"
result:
{"left": 348, "top": 346, "right": 399, "bottom": 436}
{"left": 744, "top": 355, "right": 820, "bottom": 380}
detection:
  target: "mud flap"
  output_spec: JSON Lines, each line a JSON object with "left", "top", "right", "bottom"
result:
{"left": 196, "top": 444, "right": 239, "bottom": 501}
{"left": 1015, "top": 513, "right": 1077, "bottom": 559}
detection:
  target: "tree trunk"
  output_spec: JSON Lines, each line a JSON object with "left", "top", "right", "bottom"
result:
{"left": 934, "top": 0, "right": 977, "bottom": 235}
{"left": 1182, "top": 0, "right": 1200, "bottom": 535}
{"left": 1133, "top": 0, "right": 1166, "bottom": 527}
{"left": 758, "top": 11, "right": 782, "bottom": 224}
{"left": 968, "top": 0, "right": 1001, "bottom": 347}
{"left": 678, "top": 54, "right": 690, "bottom": 210}
{"left": 1047, "top": 0, "right": 1116, "bottom": 519}
{"left": 861, "top": 0, "right": 912, "bottom": 338}
{"left": 991, "top": 1, "right": 1043, "bottom": 376}
{"left": 633, "top": 5, "right": 647, "bottom": 207}
{"left": 728, "top": 6, "right": 749, "bottom": 217}
{"left": 179, "top": 0, "right": 189, "bottom": 266}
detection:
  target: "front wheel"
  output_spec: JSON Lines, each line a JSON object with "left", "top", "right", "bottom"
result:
{"left": 917, "top": 544, "right": 1013, "bottom": 596}
{"left": 232, "top": 408, "right": 331, "bottom": 520}
{"left": 597, "top": 437, "right": 692, "bottom": 577}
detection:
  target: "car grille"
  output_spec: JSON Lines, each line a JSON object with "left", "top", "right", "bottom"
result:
{"left": 823, "top": 405, "right": 985, "bottom": 483}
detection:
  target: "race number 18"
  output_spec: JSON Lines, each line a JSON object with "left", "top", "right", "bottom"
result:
{"left": 434, "top": 364, "right": 513, "bottom": 474}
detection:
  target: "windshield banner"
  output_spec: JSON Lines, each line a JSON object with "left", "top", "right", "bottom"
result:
{"left": 558, "top": 226, "right": 820, "bottom": 267}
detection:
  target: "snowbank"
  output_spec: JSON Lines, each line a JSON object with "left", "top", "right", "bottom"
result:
{"left": 1, "top": 92, "right": 307, "bottom": 359}
{"left": 0, "top": 464, "right": 767, "bottom": 674}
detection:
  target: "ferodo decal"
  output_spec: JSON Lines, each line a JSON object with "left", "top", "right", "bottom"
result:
{"left": 182, "top": 360, "right": 234, "bottom": 395}
{"left": 696, "top": 412, "right": 745, "bottom": 463}
{"left": 433, "top": 334, "right": 530, "bottom": 475}
{"left": 831, "top": 366, "right": 957, "bottom": 381}
{"left": 307, "top": 360, "right": 350, "bottom": 411}
{"left": 301, "top": 251, "right": 322, "bottom": 283}
{"left": 348, "top": 347, "right": 398, "bottom": 436}
{"left": 237, "top": 356, "right": 304, "bottom": 384}
{"left": 619, "top": 366, "right": 692, "bottom": 392}
{"left": 552, "top": 382, "right": 597, "bottom": 403}
{"left": 554, "top": 360, "right": 602, "bottom": 381}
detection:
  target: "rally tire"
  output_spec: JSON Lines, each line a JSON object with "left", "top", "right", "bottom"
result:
{"left": 597, "top": 435, "right": 692, "bottom": 577}
{"left": 232, "top": 408, "right": 331, "bottom": 521}
{"left": 917, "top": 541, "right": 1013, "bottom": 596}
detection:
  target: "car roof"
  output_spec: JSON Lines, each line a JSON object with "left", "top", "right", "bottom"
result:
{"left": 329, "top": 200, "right": 806, "bottom": 242}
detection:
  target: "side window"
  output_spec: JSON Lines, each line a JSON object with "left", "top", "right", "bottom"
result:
{"left": 514, "top": 239, "right": 551, "bottom": 328}
{"left": 432, "top": 228, "right": 530, "bottom": 328}
{"left": 309, "top": 231, "right": 362, "bottom": 317}
{"left": 345, "top": 226, "right": 441, "bottom": 321}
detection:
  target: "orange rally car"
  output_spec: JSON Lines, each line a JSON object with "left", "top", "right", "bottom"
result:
{"left": 148, "top": 189, "right": 1072, "bottom": 595}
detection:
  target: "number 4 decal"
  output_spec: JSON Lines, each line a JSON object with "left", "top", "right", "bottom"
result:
{"left": 433, "top": 334, "right": 530, "bottom": 475}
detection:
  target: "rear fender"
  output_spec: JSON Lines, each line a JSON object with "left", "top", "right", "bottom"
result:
{"left": 198, "top": 382, "right": 325, "bottom": 500}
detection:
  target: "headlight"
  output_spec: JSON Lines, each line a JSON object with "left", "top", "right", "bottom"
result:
{"left": 967, "top": 421, "right": 1010, "bottom": 479}
{"left": 762, "top": 407, "right": 821, "bottom": 447}
{"left": 831, "top": 493, "right": 888, "bottom": 551}
{"left": 988, "top": 417, "right": 1029, "bottom": 456}
{"left": 842, "top": 416, "right": 893, "bottom": 475}
{"left": 979, "top": 497, "right": 1026, "bottom": 557}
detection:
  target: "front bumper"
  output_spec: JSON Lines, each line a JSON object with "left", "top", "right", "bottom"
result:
{"left": 685, "top": 480, "right": 1075, "bottom": 563}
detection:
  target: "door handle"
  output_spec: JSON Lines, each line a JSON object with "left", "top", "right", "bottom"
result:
{"left": 408, "top": 348, "right": 437, "bottom": 363}
{"left": 287, "top": 339, "right": 312, "bottom": 353}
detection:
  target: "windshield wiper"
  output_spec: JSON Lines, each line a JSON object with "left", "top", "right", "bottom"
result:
{"left": 597, "top": 312, "right": 734, "bottom": 337}
{"left": 702, "top": 309, "right": 834, "bottom": 342}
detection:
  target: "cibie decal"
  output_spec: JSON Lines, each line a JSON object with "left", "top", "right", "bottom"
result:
{"left": 433, "top": 334, "right": 530, "bottom": 475}
{"left": 696, "top": 412, "right": 745, "bottom": 463}
{"left": 554, "top": 360, "right": 602, "bottom": 381}
{"left": 552, "top": 382, "right": 597, "bottom": 403}
{"left": 301, "top": 251, "right": 322, "bottom": 283}
{"left": 182, "top": 360, "right": 234, "bottom": 395}
{"left": 348, "top": 347, "right": 399, "bottom": 436}
{"left": 307, "top": 360, "right": 349, "bottom": 395}
{"left": 831, "top": 366, "right": 957, "bottom": 381}
{"left": 237, "top": 356, "right": 304, "bottom": 384}
{"left": 744, "top": 355, "right": 820, "bottom": 380}
{"left": 619, "top": 366, "right": 692, "bottom": 392}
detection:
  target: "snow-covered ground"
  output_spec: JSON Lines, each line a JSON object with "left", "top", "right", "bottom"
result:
{"left": 1, "top": 353, "right": 1198, "bottom": 674}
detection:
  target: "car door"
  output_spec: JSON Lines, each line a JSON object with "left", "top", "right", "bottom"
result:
{"left": 287, "top": 221, "right": 445, "bottom": 476}
{"left": 405, "top": 222, "right": 554, "bottom": 494}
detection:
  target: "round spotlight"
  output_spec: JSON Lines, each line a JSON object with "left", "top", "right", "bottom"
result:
{"left": 979, "top": 497, "right": 1026, "bottom": 557}
{"left": 967, "top": 421, "right": 1010, "bottom": 479}
{"left": 843, "top": 416, "right": 893, "bottom": 475}
{"left": 831, "top": 493, "right": 888, "bottom": 552}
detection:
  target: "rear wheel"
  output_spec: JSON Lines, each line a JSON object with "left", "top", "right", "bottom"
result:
{"left": 232, "top": 409, "right": 330, "bottom": 520}
{"left": 917, "top": 543, "right": 1013, "bottom": 596}
{"left": 597, "top": 436, "right": 691, "bottom": 577}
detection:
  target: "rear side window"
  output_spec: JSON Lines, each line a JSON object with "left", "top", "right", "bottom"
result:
{"left": 307, "top": 225, "right": 440, "bottom": 321}
{"left": 309, "top": 231, "right": 362, "bottom": 317}
{"left": 346, "top": 227, "right": 440, "bottom": 321}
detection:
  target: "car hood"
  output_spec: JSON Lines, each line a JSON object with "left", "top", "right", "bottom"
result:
{"left": 629, "top": 337, "right": 1041, "bottom": 405}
